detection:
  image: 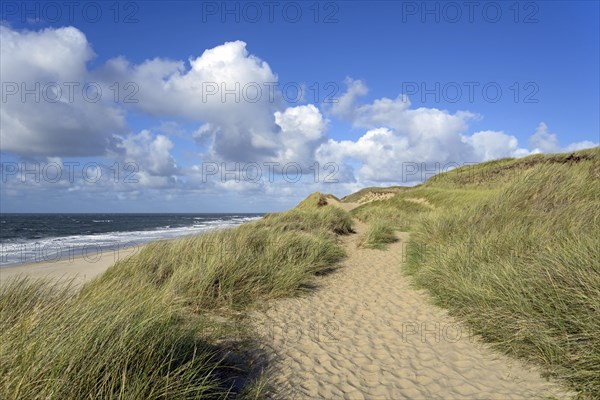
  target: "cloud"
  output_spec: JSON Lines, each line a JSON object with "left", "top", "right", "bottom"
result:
{"left": 101, "top": 40, "right": 284, "bottom": 163}
{"left": 102, "top": 41, "right": 280, "bottom": 120}
{"left": 564, "top": 141, "right": 597, "bottom": 152}
{"left": 0, "top": 26, "right": 94, "bottom": 81}
{"left": 529, "top": 122, "right": 596, "bottom": 153}
{"left": 529, "top": 122, "right": 560, "bottom": 153}
{"left": 465, "top": 130, "right": 530, "bottom": 161}
{"left": 2, "top": 27, "right": 597, "bottom": 206}
{"left": 111, "top": 130, "right": 180, "bottom": 188}
{"left": 192, "top": 123, "right": 220, "bottom": 147}
{"left": 115, "top": 130, "right": 178, "bottom": 176}
{"left": 0, "top": 26, "right": 127, "bottom": 157}
{"left": 316, "top": 128, "right": 406, "bottom": 182}
{"left": 318, "top": 80, "right": 481, "bottom": 183}
{"left": 330, "top": 77, "right": 368, "bottom": 120}
{"left": 317, "top": 80, "right": 598, "bottom": 186}
{"left": 274, "top": 104, "right": 327, "bottom": 166}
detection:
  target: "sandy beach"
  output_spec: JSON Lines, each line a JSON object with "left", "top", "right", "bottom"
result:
{"left": 252, "top": 220, "right": 572, "bottom": 399}
{"left": 0, "top": 244, "right": 142, "bottom": 286}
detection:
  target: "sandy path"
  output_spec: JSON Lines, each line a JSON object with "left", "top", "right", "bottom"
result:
{"left": 251, "top": 222, "right": 571, "bottom": 399}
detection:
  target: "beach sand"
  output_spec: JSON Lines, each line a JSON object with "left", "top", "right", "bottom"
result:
{"left": 251, "top": 221, "right": 572, "bottom": 399}
{"left": 0, "top": 245, "right": 142, "bottom": 286}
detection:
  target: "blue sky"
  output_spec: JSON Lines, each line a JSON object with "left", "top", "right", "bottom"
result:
{"left": 1, "top": 1, "right": 598, "bottom": 212}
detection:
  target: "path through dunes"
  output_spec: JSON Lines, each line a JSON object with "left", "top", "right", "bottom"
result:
{"left": 251, "top": 222, "right": 571, "bottom": 399}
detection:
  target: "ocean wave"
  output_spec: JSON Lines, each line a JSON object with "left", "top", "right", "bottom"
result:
{"left": 0, "top": 216, "right": 262, "bottom": 267}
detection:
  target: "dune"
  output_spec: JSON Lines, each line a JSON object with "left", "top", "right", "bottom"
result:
{"left": 251, "top": 221, "right": 572, "bottom": 399}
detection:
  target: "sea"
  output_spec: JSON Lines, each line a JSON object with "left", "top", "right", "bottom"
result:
{"left": 0, "top": 213, "right": 264, "bottom": 267}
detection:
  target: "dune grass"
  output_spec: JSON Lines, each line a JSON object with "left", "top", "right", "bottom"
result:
{"left": 0, "top": 278, "right": 225, "bottom": 399}
{"left": 341, "top": 186, "right": 406, "bottom": 203}
{"left": 357, "top": 218, "right": 397, "bottom": 249}
{"left": 257, "top": 206, "right": 354, "bottom": 235}
{"left": 352, "top": 196, "right": 433, "bottom": 232}
{"left": 406, "top": 156, "right": 600, "bottom": 397}
{"left": 0, "top": 206, "right": 353, "bottom": 399}
{"left": 352, "top": 147, "right": 600, "bottom": 398}
{"left": 294, "top": 192, "right": 340, "bottom": 210}
{"left": 93, "top": 225, "right": 346, "bottom": 312}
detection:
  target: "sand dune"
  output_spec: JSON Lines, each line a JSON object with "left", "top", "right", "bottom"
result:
{"left": 0, "top": 214, "right": 576, "bottom": 398}
{"left": 251, "top": 222, "right": 571, "bottom": 399}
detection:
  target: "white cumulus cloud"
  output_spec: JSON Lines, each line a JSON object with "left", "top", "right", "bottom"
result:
{"left": 529, "top": 122, "right": 596, "bottom": 153}
{"left": 0, "top": 26, "right": 127, "bottom": 157}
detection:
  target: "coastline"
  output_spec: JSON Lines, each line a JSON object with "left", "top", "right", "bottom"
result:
{"left": 0, "top": 215, "right": 263, "bottom": 286}
{"left": 0, "top": 243, "right": 144, "bottom": 286}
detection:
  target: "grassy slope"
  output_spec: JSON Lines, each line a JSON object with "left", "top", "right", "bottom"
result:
{"left": 341, "top": 186, "right": 406, "bottom": 203}
{"left": 0, "top": 206, "right": 353, "bottom": 399}
{"left": 348, "top": 147, "right": 600, "bottom": 398}
{"left": 294, "top": 192, "right": 341, "bottom": 209}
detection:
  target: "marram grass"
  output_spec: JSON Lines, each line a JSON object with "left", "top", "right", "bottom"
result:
{"left": 0, "top": 278, "right": 224, "bottom": 399}
{"left": 0, "top": 206, "right": 352, "bottom": 399}
{"left": 351, "top": 147, "right": 600, "bottom": 398}
{"left": 358, "top": 218, "right": 397, "bottom": 250}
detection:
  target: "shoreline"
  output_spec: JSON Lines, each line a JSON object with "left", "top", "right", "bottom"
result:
{"left": 0, "top": 243, "right": 144, "bottom": 285}
{"left": 0, "top": 217, "right": 264, "bottom": 286}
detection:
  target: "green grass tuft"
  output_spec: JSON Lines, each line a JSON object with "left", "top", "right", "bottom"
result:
{"left": 358, "top": 218, "right": 398, "bottom": 249}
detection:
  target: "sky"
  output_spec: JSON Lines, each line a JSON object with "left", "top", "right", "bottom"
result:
{"left": 1, "top": 0, "right": 598, "bottom": 213}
